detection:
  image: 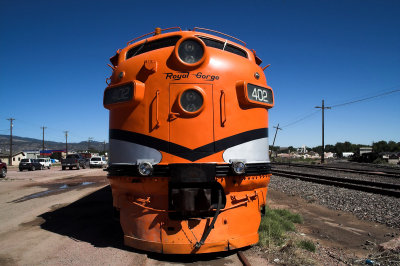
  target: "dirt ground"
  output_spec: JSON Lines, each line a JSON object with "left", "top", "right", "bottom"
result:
{"left": 266, "top": 190, "right": 399, "bottom": 263}
{"left": 0, "top": 167, "right": 398, "bottom": 265}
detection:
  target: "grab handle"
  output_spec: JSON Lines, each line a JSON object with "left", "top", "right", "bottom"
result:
{"left": 220, "top": 90, "right": 226, "bottom": 127}
{"left": 155, "top": 90, "right": 160, "bottom": 127}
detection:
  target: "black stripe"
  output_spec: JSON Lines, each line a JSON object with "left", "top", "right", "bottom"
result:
{"left": 110, "top": 128, "right": 268, "bottom": 161}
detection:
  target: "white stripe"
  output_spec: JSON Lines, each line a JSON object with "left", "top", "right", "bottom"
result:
{"left": 222, "top": 137, "right": 270, "bottom": 163}
{"left": 109, "top": 139, "right": 162, "bottom": 164}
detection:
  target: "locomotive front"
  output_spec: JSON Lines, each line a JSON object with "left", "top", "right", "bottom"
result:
{"left": 103, "top": 27, "right": 274, "bottom": 254}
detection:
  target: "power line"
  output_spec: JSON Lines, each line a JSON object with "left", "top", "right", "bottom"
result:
{"left": 329, "top": 87, "right": 400, "bottom": 109}
{"left": 281, "top": 110, "right": 321, "bottom": 128}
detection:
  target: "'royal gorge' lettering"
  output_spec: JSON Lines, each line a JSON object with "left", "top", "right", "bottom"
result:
{"left": 164, "top": 72, "right": 220, "bottom": 81}
{"left": 164, "top": 72, "right": 189, "bottom": 80}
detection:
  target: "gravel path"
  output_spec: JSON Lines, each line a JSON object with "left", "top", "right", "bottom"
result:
{"left": 269, "top": 174, "right": 400, "bottom": 228}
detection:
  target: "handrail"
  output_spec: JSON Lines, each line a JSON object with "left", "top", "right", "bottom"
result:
{"left": 220, "top": 90, "right": 226, "bottom": 127}
{"left": 155, "top": 90, "right": 160, "bottom": 127}
{"left": 127, "top": 27, "right": 182, "bottom": 46}
{"left": 192, "top": 27, "right": 246, "bottom": 47}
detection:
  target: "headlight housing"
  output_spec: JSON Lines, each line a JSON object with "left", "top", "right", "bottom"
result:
{"left": 178, "top": 39, "right": 204, "bottom": 64}
{"left": 180, "top": 89, "right": 203, "bottom": 113}
{"left": 138, "top": 162, "right": 153, "bottom": 176}
{"left": 174, "top": 37, "right": 206, "bottom": 68}
{"left": 177, "top": 87, "right": 206, "bottom": 116}
{"left": 231, "top": 161, "right": 246, "bottom": 175}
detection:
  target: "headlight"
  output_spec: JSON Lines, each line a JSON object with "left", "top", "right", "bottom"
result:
{"left": 178, "top": 39, "right": 204, "bottom": 64}
{"left": 180, "top": 89, "right": 204, "bottom": 113}
{"left": 138, "top": 162, "right": 153, "bottom": 176}
{"left": 231, "top": 161, "right": 246, "bottom": 175}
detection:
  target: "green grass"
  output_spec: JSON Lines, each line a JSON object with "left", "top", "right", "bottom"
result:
{"left": 297, "top": 240, "right": 316, "bottom": 252}
{"left": 258, "top": 207, "right": 303, "bottom": 247}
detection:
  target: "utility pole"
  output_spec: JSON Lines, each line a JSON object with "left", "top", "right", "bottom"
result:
{"left": 272, "top": 124, "right": 282, "bottom": 147}
{"left": 7, "top": 118, "right": 15, "bottom": 166}
{"left": 64, "top": 131, "right": 69, "bottom": 155}
{"left": 103, "top": 140, "right": 106, "bottom": 153}
{"left": 272, "top": 124, "right": 282, "bottom": 157}
{"left": 88, "top": 137, "right": 93, "bottom": 152}
{"left": 315, "top": 100, "right": 331, "bottom": 164}
{"left": 41, "top": 126, "right": 47, "bottom": 157}
{"left": 270, "top": 124, "right": 282, "bottom": 159}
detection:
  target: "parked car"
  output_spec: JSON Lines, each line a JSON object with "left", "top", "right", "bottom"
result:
{"left": 89, "top": 156, "right": 107, "bottom": 168}
{"left": 19, "top": 159, "right": 43, "bottom": 171}
{"left": 61, "top": 154, "right": 88, "bottom": 170}
{"left": 37, "top": 158, "right": 52, "bottom": 169}
{"left": 0, "top": 159, "right": 7, "bottom": 178}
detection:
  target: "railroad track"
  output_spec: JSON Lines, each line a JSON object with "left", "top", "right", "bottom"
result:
{"left": 271, "top": 169, "right": 400, "bottom": 198}
{"left": 272, "top": 162, "right": 400, "bottom": 178}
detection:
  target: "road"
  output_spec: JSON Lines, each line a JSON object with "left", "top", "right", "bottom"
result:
{"left": 0, "top": 167, "right": 262, "bottom": 265}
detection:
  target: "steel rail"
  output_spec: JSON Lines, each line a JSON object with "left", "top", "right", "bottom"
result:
{"left": 272, "top": 169, "right": 400, "bottom": 198}
{"left": 272, "top": 162, "right": 400, "bottom": 178}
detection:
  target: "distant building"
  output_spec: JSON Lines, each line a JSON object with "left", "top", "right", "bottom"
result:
{"left": 359, "top": 147, "right": 373, "bottom": 155}
{"left": 324, "top": 152, "right": 335, "bottom": 159}
{"left": 40, "top": 150, "right": 66, "bottom": 157}
{"left": 0, "top": 152, "right": 26, "bottom": 165}
{"left": 342, "top": 152, "right": 354, "bottom": 158}
{"left": 24, "top": 151, "right": 41, "bottom": 159}
{"left": 388, "top": 153, "right": 400, "bottom": 165}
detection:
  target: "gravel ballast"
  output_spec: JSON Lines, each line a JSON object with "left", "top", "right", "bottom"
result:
{"left": 269, "top": 175, "right": 400, "bottom": 228}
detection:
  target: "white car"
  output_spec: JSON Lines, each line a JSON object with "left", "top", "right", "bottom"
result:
{"left": 89, "top": 156, "right": 107, "bottom": 168}
{"left": 37, "top": 158, "right": 52, "bottom": 169}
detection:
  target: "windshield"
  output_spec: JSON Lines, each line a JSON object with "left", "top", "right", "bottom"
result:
{"left": 91, "top": 157, "right": 101, "bottom": 161}
{"left": 21, "top": 159, "right": 29, "bottom": 163}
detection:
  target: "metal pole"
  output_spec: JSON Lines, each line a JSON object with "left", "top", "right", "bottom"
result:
{"left": 315, "top": 100, "right": 330, "bottom": 164}
{"left": 64, "top": 131, "right": 68, "bottom": 155}
{"left": 88, "top": 137, "right": 93, "bottom": 152}
{"left": 41, "top": 126, "right": 47, "bottom": 157}
{"left": 7, "top": 118, "right": 14, "bottom": 166}
{"left": 272, "top": 123, "right": 282, "bottom": 147}
{"left": 270, "top": 124, "right": 282, "bottom": 159}
{"left": 322, "top": 100, "right": 325, "bottom": 164}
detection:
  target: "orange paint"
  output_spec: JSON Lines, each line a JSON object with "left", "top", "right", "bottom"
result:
{"left": 104, "top": 27, "right": 274, "bottom": 254}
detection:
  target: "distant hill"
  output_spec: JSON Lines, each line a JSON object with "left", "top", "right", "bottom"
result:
{"left": 0, "top": 135, "right": 108, "bottom": 154}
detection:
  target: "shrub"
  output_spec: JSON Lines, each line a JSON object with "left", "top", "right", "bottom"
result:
{"left": 258, "top": 207, "right": 303, "bottom": 247}
{"left": 297, "top": 240, "right": 316, "bottom": 252}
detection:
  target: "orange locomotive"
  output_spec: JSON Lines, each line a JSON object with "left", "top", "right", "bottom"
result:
{"left": 103, "top": 27, "right": 274, "bottom": 254}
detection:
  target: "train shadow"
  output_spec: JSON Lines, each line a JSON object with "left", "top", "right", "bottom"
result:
{"left": 39, "top": 186, "right": 129, "bottom": 250}
{"left": 39, "top": 185, "right": 245, "bottom": 262}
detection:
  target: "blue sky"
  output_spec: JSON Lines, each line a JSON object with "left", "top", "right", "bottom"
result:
{"left": 0, "top": 0, "right": 399, "bottom": 147}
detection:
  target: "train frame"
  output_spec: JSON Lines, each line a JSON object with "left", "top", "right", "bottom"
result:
{"left": 103, "top": 27, "right": 274, "bottom": 254}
